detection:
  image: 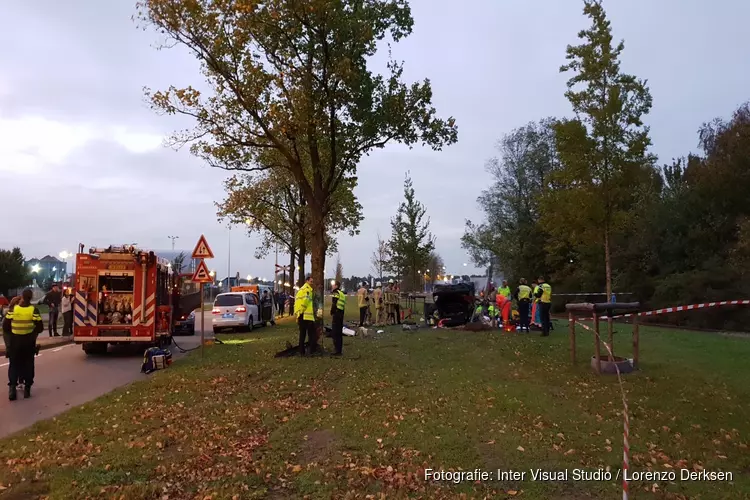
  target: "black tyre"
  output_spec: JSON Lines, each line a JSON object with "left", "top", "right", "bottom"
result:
{"left": 83, "top": 342, "right": 107, "bottom": 355}
{"left": 213, "top": 327, "right": 221, "bottom": 335}
{"left": 188, "top": 326, "right": 195, "bottom": 336}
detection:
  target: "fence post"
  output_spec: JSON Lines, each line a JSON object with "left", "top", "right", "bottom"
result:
{"left": 633, "top": 314, "right": 639, "bottom": 368}
{"left": 569, "top": 312, "right": 576, "bottom": 364}
{"left": 593, "top": 312, "right": 602, "bottom": 375}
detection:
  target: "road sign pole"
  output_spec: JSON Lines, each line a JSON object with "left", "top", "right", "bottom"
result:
{"left": 200, "top": 282, "right": 205, "bottom": 359}
{"left": 192, "top": 235, "right": 215, "bottom": 361}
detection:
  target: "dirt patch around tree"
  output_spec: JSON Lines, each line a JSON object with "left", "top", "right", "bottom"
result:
{"left": 297, "top": 429, "right": 338, "bottom": 465}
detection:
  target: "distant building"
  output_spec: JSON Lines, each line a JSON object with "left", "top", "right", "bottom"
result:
{"left": 25, "top": 255, "right": 66, "bottom": 284}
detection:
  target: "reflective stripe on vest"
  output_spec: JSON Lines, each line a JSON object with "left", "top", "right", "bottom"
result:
{"left": 334, "top": 290, "right": 346, "bottom": 311}
{"left": 540, "top": 283, "right": 552, "bottom": 303}
{"left": 11, "top": 305, "right": 39, "bottom": 335}
{"left": 518, "top": 285, "right": 531, "bottom": 300}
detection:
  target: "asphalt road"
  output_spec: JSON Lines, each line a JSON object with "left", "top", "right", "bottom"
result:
{"left": 0, "top": 327, "right": 210, "bottom": 440}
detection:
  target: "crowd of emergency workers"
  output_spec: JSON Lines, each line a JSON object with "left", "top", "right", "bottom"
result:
{"left": 472, "top": 277, "right": 553, "bottom": 336}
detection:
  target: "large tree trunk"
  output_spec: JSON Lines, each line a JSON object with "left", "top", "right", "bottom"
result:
{"left": 604, "top": 224, "right": 614, "bottom": 361}
{"left": 288, "top": 250, "right": 296, "bottom": 293}
{"left": 298, "top": 230, "right": 306, "bottom": 283}
{"left": 309, "top": 214, "right": 327, "bottom": 325}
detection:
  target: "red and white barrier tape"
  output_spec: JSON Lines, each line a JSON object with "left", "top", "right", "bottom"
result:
{"left": 573, "top": 320, "right": 630, "bottom": 500}
{"left": 557, "top": 293, "right": 634, "bottom": 296}
{"left": 578, "top": 299, "right": 750, "bottom": 322}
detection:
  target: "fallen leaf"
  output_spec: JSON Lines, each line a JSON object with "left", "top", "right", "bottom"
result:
{"left": 292, "top": 465, "right": 302, "bottom": 472}
{"left": 516, "top": 446, "right": 525, "bottom": 452}
{"left": 507, "top": 490, "right": 518, "bottom": 496}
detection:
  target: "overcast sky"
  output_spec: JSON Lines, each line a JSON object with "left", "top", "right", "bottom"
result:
{"left": 1, "top": 0, "right": 748, "bottom": 281}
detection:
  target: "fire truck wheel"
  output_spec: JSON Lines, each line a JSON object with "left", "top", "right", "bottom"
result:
{"left": 83, "top": 342, "right": 107, "bottom": 355}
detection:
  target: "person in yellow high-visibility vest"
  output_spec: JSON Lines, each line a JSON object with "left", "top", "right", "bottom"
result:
{"left": 531, "top": 280, "right": 541, "bottom": 328}
{"left": 3, "top": 289, "right": 44, "bottom": 400}
{"left": 497, "top": 280, "right": 511, "bottom": 301}
{"left": 534, "top": 277, "right": 553, "bottom": 337}
{"left": 294, "top": 275, "right": 319, "bottom": 356}
{"left": 329, "top": 281, "right": 346, "bottom": 356}
{"left": 514, "top": 278, "right": 532, "bottom": 333}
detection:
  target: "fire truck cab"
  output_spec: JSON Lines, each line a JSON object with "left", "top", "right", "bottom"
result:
{"left": 73, "top": 244, "right": 175, "bottom": 355}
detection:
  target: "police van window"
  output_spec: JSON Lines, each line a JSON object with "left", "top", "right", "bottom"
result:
{"left": 215, "top": 294, "right": 243, "bottom": 306}
{"left": 245, "top": 294, "right": 258, "bottom": 305}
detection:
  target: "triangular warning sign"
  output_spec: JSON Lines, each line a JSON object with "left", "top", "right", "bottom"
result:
{"left": 192, "top": 260, "right": 212, "bottom": 282}
{"left": 192, "top": 234, "right": 214, "bottom": 259}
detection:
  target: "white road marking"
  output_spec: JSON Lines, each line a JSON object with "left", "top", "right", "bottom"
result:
{"left": 0, "top": 362, "right": 8, "bottom": 367}
{"left": 52, "top": 347, "right": 63, "bottom": 352}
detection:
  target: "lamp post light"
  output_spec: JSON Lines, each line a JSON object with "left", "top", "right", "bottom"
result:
{"left": 167, "top": 235, "right": 179, "bottom": 251}
{"left": 59, "top": 250, "right": 71, "bottom": 281}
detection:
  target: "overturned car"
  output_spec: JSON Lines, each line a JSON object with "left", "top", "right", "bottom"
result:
{"left": 428, "top": 282, "right": 476, "bottom": 327}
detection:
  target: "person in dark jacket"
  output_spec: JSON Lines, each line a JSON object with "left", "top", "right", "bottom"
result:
{"left": 43, "top": 285, "right": 62, "bottom": 336}
{"left": 4, "top": 289, "right": 44, "bottom": 400}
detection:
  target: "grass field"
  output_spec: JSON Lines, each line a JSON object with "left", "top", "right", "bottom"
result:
{"left": 1, "top": 310, "right": 749, "bottom": 499}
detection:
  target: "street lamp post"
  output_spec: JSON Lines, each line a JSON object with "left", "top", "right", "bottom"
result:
{"left": 59, "top": 251, "right": 71, "bottom": 282}
{"left": 168, "top": 235, "right": 179, "bottom": 251}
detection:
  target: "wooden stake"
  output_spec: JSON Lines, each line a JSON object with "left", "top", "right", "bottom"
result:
{"left": 569, "top": 312, "right": 576, "bottom": 364}
{"left": 633, "top": 314, "right": 639, "bottom": 368}
{"left": 593, "top": 312, "right": 601, "bottom": 375}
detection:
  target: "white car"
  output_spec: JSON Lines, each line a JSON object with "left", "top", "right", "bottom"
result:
{"left": 212, "top": 292, "right": 262, "bottom": 333}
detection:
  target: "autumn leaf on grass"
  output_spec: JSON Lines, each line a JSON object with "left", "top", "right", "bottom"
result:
{"left": 292, "top": 465, "right": 303, "bottom": 473}
{"left": 516, "top": 446, "right": 525, "bottom": 452}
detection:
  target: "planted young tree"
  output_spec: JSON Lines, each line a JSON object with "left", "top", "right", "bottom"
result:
{"left": 425, "top": 251, "right": 444, "bottom": 286}
{"left": 138, "top": 0, "right": 457, "bottom": 313}
{"left": 171, "top": 252, "right": 186, "bottom": 274}
{"left": 334, "top": 255, "right": 344, "bottom": 285}
{"left": 547, "top": 0, "right": 656, "bottom": 355}
{"left": 388, "top": 173, "right": 435, "bottom": 291}
{"left": 370, "top": 233, "right": 390, "bottom": 282}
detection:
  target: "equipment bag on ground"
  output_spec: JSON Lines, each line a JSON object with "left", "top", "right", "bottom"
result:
{"left": 141, "top": 347, "right": 173, "bottom": 374}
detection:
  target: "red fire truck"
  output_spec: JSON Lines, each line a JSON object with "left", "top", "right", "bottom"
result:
{"left": 73, "top": 244, "right": 175, "bottom": 355}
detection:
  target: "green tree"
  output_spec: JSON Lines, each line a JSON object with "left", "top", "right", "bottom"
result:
{"left": 462, "top": 119, "right": 558, "bottom": 284}
{"left": 0, "top": 247, "right": 28, "bottom": 297}
{"left": 546, "top": 0, "right": 656, "bottom": 353}
{"left": 334, "top": 254, "right": 344, "bottom": 285}
{"left": 388, "top": 173, "right": 434, "bottom": 291}
{"left": 171, "top": 251, "right": 186, "bottom": 274}
{"left": 425, "top": 251, "right": 444, "bottom": 285}
{"left": 138, "top": 0, "right": 457, "bottom": 312}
